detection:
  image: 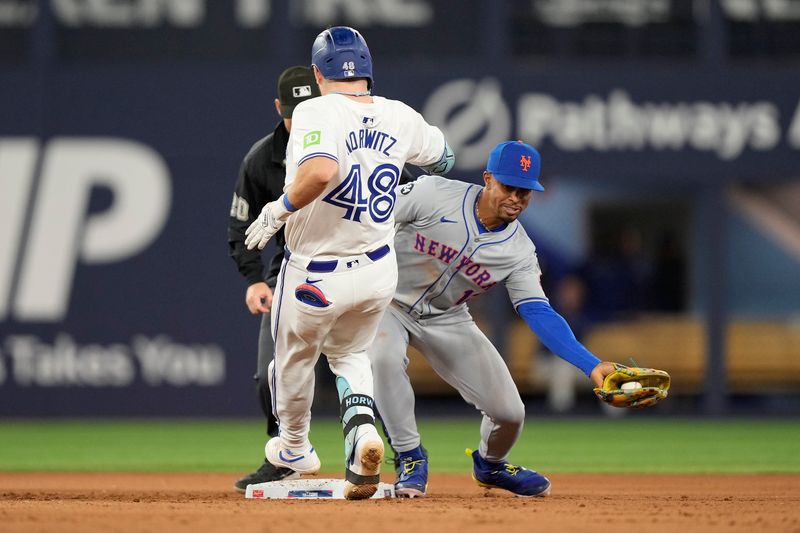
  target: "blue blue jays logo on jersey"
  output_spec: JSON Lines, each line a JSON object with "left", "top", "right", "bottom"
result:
{"left": 414, "top": 232, "right": 497, "bottom": 290}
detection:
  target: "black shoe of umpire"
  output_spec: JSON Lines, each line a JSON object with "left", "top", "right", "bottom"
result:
{"left": 234, "top": 460, "right": 299, "bottom": 492}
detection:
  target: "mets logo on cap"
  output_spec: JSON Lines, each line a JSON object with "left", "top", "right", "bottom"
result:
{"left": 486, "top": 140, "right": 545, "bottom": 192}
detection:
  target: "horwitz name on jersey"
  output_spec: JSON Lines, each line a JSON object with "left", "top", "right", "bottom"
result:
{"left": 345, "top": 128, "right": 398, "bottom": 156}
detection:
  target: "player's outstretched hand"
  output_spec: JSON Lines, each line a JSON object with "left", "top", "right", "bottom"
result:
{"left": 589, "top": 361, "right": 617, "bottom": 388}
{"left": 592, "top": 363, "right": 671, "bottom": 408}
{"left": 245, "top": 198, "right": 290, "bottom": 250}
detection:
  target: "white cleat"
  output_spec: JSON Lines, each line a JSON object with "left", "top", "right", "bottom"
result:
{"left": 343, "top": 430, "right": 384, "bottom": 500}
{"left": 265, "top": 437, "right": 321, "bottom": 475}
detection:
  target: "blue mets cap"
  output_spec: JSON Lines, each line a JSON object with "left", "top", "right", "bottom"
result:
{"left": 486, "top": 141, "right": 544, "bottom": 192}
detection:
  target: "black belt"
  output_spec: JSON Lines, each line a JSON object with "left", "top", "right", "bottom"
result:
{"left": 285, "top": 244, "right": 390, "bottom": 273}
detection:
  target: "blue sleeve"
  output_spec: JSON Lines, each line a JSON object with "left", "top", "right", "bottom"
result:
{"left": 517, "top": 301, "right": 601, "bottom": 377}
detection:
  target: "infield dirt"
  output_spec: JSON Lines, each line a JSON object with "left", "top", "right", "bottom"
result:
{"left": 1, "top": 472, "right": 798, "bottom": 532}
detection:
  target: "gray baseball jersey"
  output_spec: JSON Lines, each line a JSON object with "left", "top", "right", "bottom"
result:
{"left": 368, "top": 175, "right": 549, "bottom": 462}
{"left": 392, "top": 175, "right": 548, "bottom": 317}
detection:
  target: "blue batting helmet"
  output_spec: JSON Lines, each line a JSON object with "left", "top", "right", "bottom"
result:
{"left": 311, "top": 26, "right": 373, "bottom": 89}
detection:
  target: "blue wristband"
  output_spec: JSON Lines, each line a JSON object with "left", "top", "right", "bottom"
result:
{"left": 282, "top": 194, "right": 298, "bottom": 212}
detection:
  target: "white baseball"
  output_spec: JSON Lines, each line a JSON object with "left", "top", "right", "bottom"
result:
{"left": 621, "top": 381, "right": 642, "bottom": 392}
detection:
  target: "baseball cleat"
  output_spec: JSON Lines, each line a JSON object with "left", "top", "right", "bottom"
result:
{"left": 234, "top": 459, "right": 300, "bottom": 492}
{"left": 265, "top": 437, "right": 321, "bottom": 475}
{"left": 467, "top": 448, "right": 551, "bottom": 497}
{"left": 343, "top": 429, "right": 384, "bottom": 500}
{"left": 394, "top": 445, "right": 428, "bottom": 498}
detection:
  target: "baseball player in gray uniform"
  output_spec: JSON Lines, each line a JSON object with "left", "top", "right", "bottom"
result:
{"left": 244, "top": 26, "right": 453, "bottom": 500}
{"left": 368, "top": 141, "right": 616, "bottom": 498}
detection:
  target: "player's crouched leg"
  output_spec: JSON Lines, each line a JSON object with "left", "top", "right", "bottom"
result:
{"left": 471, "top": 399, "right": 550, "bottom": 497}
{"left": 480, "top": 394, "right": 526, "bottom": 458}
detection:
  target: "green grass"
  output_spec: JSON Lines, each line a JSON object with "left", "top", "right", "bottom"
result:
{"left": 0, "top": 418, "right": 798, "bottom": 474}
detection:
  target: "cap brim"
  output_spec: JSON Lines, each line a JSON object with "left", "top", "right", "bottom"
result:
{"left": 492, "top": 173, "right": 545, "bottom": 192}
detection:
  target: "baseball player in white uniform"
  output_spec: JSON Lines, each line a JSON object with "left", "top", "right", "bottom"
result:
{"left": 244, "top": 26, "right": 454, "bottom": 500}
{"left": 368, "top": 141, "right": 616, "bottom": 498}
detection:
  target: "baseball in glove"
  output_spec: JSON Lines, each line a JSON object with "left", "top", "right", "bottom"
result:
{"left": 593, "top": 364, "right": 670, "bottom": 408}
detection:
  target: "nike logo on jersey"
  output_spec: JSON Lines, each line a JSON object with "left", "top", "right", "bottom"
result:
{"left": 305, "top": 277, "right": 322, "bottom": 284}
{"left": 440, "top": 216, "right": 457, "bottom": 224}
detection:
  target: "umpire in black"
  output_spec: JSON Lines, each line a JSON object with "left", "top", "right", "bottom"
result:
{"left": 228, "top": 66, "right": 320, "bottom": 492}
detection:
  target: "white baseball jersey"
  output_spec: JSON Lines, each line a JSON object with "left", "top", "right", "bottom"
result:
{"left": 392, "top": 175, "right": 548, "bottom": 317}
{"left": 284, "top": 94, "right": 447, "bottom": 259}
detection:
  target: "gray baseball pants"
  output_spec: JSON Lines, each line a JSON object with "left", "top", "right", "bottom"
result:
{"left": 368, "top": 303, "right": 525, "bottom": 462}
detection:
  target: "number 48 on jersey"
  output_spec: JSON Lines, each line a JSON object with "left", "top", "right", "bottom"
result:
{"left": 323, "top": 164, "right": 399, "bottom": 223}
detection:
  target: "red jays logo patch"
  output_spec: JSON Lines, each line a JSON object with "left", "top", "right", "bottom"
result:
{"left": 520, "top": 155, "right": 532, "bottom": 172}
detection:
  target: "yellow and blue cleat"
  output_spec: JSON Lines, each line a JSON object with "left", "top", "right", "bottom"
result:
{"left": 466, "top": 448, "right": 551, "bottom": 497}
{"left": 394, "top": 445, "right": 428, "bottom": 498}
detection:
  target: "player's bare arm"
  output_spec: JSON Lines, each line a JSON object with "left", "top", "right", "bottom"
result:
{"left": 244, "top": 156, "right": 339, "bottom": 250}
{"left": 285, "top": 157, "right": 338, "bottom": 209}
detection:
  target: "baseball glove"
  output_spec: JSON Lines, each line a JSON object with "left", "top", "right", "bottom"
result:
{"left": 593, "top": 364, "right": 671, "bottom": 408}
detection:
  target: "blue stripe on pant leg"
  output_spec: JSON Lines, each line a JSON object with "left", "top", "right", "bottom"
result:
{"left": 270, "top": 260, "right": 290, "bottom": 426}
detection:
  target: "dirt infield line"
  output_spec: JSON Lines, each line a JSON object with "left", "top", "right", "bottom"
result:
{"left": 1, "top": 472, "right": 798, "bottom": 533}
